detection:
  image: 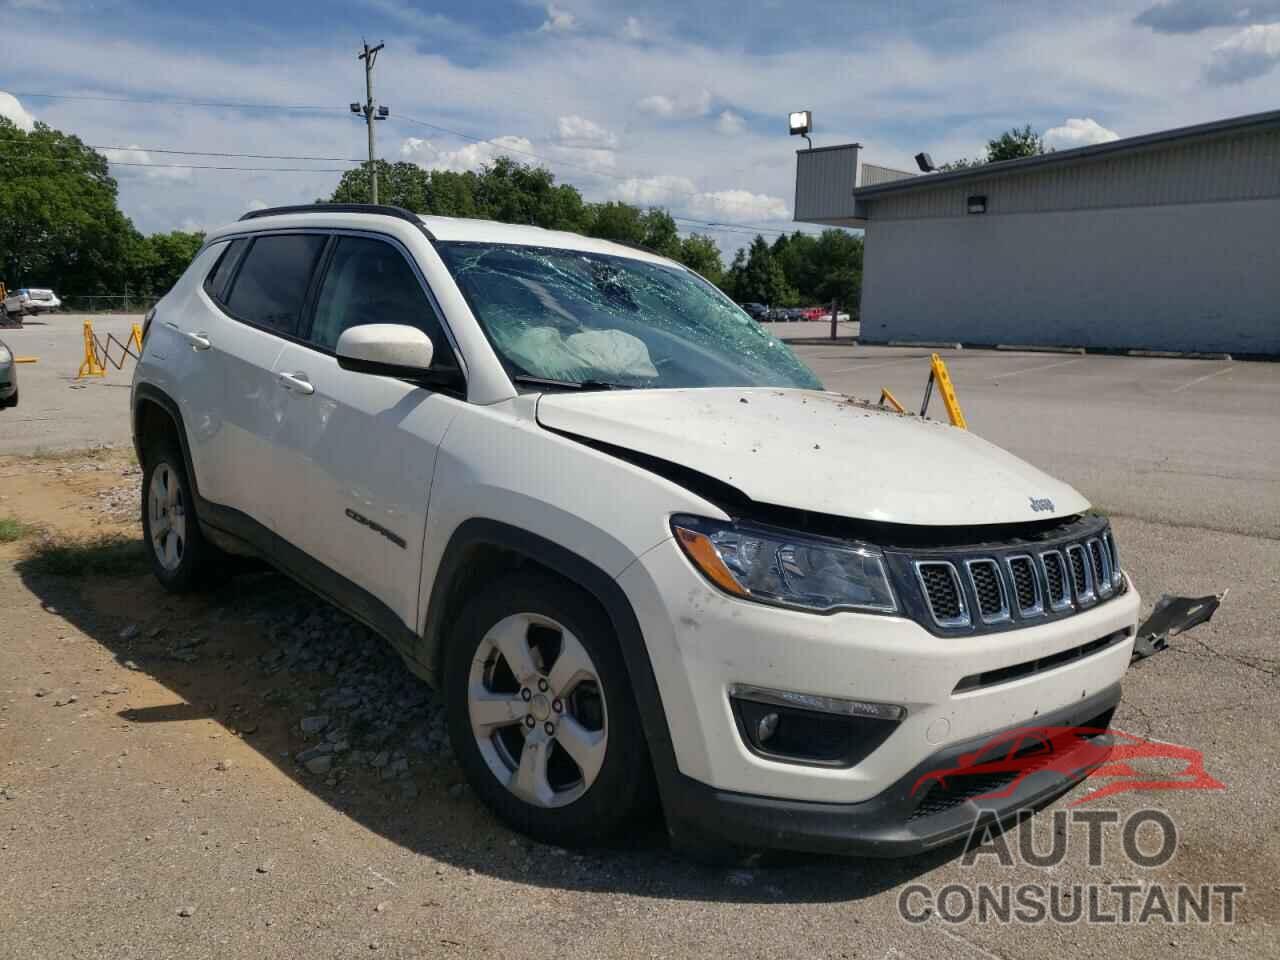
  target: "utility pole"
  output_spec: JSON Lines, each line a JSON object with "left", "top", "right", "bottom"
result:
{"left": 351, "top": 41, "right": 388, "bottom": 204}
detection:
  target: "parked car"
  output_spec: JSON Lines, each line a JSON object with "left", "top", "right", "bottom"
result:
{"left": 738, "top": 302, "right": 768, "bottom": 321}
{"left": 0, "top": 339, "right": 17, "bottom": 408}
{"left": 3, "top": 287, "right": 61, "bottom": 318}
{"left": 132, "top": 204, "right": 1140, "bottom": 858}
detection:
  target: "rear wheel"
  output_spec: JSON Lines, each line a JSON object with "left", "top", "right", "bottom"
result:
{"left": 445, "top": 572, "right": 656, "bottom": 847}
{"left": 141, "top": 444, "right": 218, "bottom": 591}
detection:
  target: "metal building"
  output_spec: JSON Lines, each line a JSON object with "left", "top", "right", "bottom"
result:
{"left": 793, "top": 109, "right": 1280, "bottom": 355}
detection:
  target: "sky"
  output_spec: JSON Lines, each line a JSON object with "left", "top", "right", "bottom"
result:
{"left": 1, "top": 0, "right": 1279, "bottom": 254}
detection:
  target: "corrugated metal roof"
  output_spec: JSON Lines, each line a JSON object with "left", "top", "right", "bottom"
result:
{"left": 853, "top": 107, "right": 1280, "bottom": 199}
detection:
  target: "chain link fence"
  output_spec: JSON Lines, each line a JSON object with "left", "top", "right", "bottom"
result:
{"left": 58, "top": 294, "right": 159, "bottom": 315}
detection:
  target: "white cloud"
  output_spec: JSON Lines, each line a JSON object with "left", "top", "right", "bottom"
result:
{"left": 538, "top": 3, "right": 577, "bottom": 33}
{"left": 1205, "top": 23, "right": 1280, "bottom": 84}
{"left": 556, "top": 114, "right": 618, "bottom": 148}
{"left": 610, "top": 177, "right": 789, "bottom": 222}
{"left": 400, "top": 135, "right": 537, "bottom": 173}
{"left": 715, "top": 110, "right": 746, "bottom": 135}
{"left": 101, "top": 145, "right": 192, "bottom": 181}
{"left": 689, "top": 189, "right": 790, "bottom": 222}
{"left": 637, "top": 89, "right": 713, "bottom": 118}
{"left": 610, "top": 175, "right": 698, "bottom": 205}
{"left": 621, "top": 16, "right": 645, "bottom": 41}
{"left": 0, "top": 91, "right": 35, "bottom": 132}
{"left": 1044, "top": 117, "right": 1120, "bottom": 149}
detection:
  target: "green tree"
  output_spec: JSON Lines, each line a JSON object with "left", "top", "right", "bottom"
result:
{"left": 129, "top": 230, "right": 205, "bottom": 298}
{"left": 676, "top": 233, "right": 723, "bottom": 284}
{"left": 986, "top": 124, "right": 1045, "bottom": 162}
{"left": 738, "top": 235, "right": 795, "bottom": 306}
{"left": 585, "top": 201, "right": 646, "bottom": 246}
{"left": 0, "top": 118, "right": 138, "bottom": 296}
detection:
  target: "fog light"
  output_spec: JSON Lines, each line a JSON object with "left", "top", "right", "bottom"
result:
{"left": 756, "top": 711, "right": 780, "bottom": 744}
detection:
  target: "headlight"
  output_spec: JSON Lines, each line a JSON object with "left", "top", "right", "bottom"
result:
{"left": 0, "top": 346, "right": 11, "bottom": 364}
{"left": 671, "top": 515, "right": 897, "bottom": 614}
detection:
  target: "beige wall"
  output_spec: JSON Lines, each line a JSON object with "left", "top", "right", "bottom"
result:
{"left": 860, "top": 197, "right": 1280, "bottom": 355}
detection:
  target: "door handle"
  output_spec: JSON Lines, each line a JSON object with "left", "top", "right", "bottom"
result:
{"left": 164, "top": 321, "right": 211, "bottom": 351}
{"left": 277, "top": 372, "right": 315, "bottom": 396}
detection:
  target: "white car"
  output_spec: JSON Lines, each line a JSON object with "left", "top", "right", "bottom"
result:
{"left": 3, "top": 287, "right": 61, "bottom": 317}
{"left": 131, "top": 205, "right": 1140, "bottom": 857}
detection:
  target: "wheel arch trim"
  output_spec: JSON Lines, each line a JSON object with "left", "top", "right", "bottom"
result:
{"left": 422, "top": 518, "right": 680, "bottom": 800}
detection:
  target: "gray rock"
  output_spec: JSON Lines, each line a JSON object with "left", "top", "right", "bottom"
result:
{"left": 305, "top": 755, "right": 333, "bottom": 776}
{"left": 300, "top": 715, "right": 329, "bottom": 735}
{"left": 448, "top": 783, "right": 468, "bottom": 800}
{"left": 118, "top": 624, "right": 139, "bottom": 640}
{"left": 370, "top": 750, "right": 390, "bottom": 769}
{"left": 215, "top": 759, "right": 233, "bottom": 772}
{"left": 177, "top": 906, "right": 195, "bottom": 918}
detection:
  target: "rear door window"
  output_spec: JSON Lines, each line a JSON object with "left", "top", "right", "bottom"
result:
{"left": 309, "top": 236, "right": 456, "bottom": 368}
{"left": 223, "top": 234, "right": 326, "bottom": 336}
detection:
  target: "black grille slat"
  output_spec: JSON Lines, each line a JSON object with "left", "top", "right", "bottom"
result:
{"left": 1068, "top": 545, "right": 1092, "bottom": 601}
{"left": 1088, "top": 540, "right": 1106, "bottom": 588}
{"left": 1009, "top": 557, "right": 1037, "bottom": 611}
{"left": 1042, "top": 552, "right": 1067, "bottom": 607}
{"left": 969, "top": 561, "right": 1005, "bottom": 619}
{"left": 917, "top": 562, "right": 966, "bottom": 625}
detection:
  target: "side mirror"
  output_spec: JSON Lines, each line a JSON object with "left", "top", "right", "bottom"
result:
{"left": 336, "top": 324, "right": 434, "bottom": 377}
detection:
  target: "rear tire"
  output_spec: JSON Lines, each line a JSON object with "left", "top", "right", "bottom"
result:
{"left": 140, "top": 442, "right": 218, "bottom": 592}
{"left": 445, "top": 571, "right": 656, "bottom": 847}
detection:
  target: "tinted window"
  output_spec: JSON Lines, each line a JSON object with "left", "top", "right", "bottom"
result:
{"left": 224, "top": 234, "right": 326, "bottom": 336}
{"left": 310, "top": 236, "right": 455, "bottom": 366}
{"left": 203, "top": 238, "right": 247, "bottom": 303}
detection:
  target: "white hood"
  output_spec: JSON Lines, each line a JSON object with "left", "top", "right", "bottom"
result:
{"left": 536, "top": 387, "right": 1089, "bottom": 527}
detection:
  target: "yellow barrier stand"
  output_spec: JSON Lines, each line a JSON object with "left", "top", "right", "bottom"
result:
{"left": 14, "top": 356, "right": 38, "bottom": 364}
{"left": 930, "top": 353, "right": 967, "bottom": 429}
{"left": 878, "top": 387, "right": 906, "bottom": 413}
{"left": 129, "top": 322, "right": 144, "bottom": 356}
{"left": 77, "top": 320, "right": 106, "bottom": 378}
{"left": 918, "top": 353, "right": 968, "bottom": 429}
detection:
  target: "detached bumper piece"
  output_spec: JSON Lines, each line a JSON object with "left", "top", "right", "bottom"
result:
{"left": 663, "top": 684, "right": 1122, "bottom": 858}
{"left": 1131, "top": 592, "right": 1225, "bottom": 661}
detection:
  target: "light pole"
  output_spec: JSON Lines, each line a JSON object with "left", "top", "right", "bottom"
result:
{"left": 352, "top": 42, "right": 389, "bottom": 204}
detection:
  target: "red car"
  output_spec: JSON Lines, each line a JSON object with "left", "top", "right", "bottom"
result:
{"left": 910, "top": 725, "right": 1224, "bottom": 806}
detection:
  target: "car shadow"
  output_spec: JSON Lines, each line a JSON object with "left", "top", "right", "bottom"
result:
{"left": 16, "top": 545, "right": 965, "bottom": 905}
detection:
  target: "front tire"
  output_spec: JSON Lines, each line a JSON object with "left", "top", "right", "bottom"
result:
{"left": 141, "top": 444, "right": 217, "bottom": 591}
{"left": 445, "top": 572, "right": 656, "bottom": 847}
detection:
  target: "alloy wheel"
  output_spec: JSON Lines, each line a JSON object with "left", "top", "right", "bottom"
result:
{"left": 468, "top": 612, "right": 608, "bottom": 808}
{"left": 148, "top": 462, "right": 187, "bottom": 572}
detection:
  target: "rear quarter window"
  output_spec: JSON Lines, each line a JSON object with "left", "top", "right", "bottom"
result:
{"left": 203, "top": 238, "right": 247, "bottom": 304}
{"left": 223, "top": 234, "right": 327, "bottom": 336}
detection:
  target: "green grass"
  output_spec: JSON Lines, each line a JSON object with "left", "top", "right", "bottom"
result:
{"left": 0, "top": 517, "right": 34, "bottom": 543}
{"left": 20, "top": 531, "right": 150, "bottom": 577}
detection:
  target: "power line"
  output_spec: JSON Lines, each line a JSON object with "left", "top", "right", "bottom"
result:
{"left": 10, "top": 89, "right": 830, "bottom": 238}
{"left": 0, "top": 137, "right": 364, "bottom": 163}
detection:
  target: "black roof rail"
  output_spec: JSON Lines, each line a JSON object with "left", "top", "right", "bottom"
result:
{"left": 238, "top": 203, "right": 434, "bottom": 239}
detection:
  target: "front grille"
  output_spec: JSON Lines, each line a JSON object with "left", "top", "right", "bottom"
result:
{"left": 916, "top": 562, "right": 968, "bottom": 626}
{"left": 967, "top": 560, "right": 1008, "bottom": 622}
{"left": 1008, "top": 556, "right": 1039, "bottom": 613}
{"left": 887, "top": 516, "right": 1123, "bottom": 634}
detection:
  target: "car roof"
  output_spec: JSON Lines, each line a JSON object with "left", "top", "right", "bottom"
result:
{"left": 210, "top": 207, "right": 680, "bottom": 269}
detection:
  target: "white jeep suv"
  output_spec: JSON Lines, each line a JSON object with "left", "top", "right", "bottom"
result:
{"left": 131, "top": 204, "right": 1140, "bottom": 857}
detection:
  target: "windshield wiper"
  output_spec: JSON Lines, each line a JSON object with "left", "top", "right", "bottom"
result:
{"left": 512, "top": 375, "right": 633, "bottom": 391}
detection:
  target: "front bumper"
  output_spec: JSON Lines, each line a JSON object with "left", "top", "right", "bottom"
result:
{"left": 619, "top": 537, "right": 1139, "bottom": 807}
{"left": 662, "top": 683, "right": 1122, "bottom": 857}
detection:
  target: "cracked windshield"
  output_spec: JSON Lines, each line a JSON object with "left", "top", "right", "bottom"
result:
{"left": 438, "top": 241, "right": 822, "bottom": 390}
